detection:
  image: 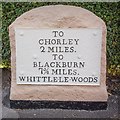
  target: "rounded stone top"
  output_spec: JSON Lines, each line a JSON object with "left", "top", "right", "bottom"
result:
{"left": 9, "top": 5, "right": 106, "bottom": 29}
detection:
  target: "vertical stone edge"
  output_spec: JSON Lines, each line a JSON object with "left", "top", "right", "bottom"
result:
{"left": 9, "top": 24, "right": 16, "bottom": 100}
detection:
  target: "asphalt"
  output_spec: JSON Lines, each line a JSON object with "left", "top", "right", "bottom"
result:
{"left": 1, "top": 68, "right": 120, "bottom": 119}
{"left": 0, "top": 69, "right": 2, "bottom": 120}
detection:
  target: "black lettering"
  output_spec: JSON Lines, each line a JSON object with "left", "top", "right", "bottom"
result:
{"left": 73, "top": 69, "right": 77, "bottom": 75}
{"left": 33, "top": 62, "right": 37, "bottom": 67}
{"left": 94, "top": 77, "right": 98, "bottom": 83}
{"left": 64, "top": 77, "right": 69, "bottom": 82}
{"left": 64, "top": 47, "right": 69, "bottom": 52}
{"left": 19, "top": 76, "right": 26, "bottom": 81}
{"left": 84, "top": 77, "right": 88, "bottom": 82}
{"left": 78, "top": 77, "right": 83, "bottom": 82}
{"left": 88, "top": 77, "right": 94, "bottom": 82}
{"left": 71, "top": 77, "right": 78, "bottom": 82}
{"left": 48, "top": 47, "right": 54, "bottom": 52}
{"left": 39, "top": 39, "right": 43, "bottom": 45}
{"left": 70, "top": 46, "right": 74, "bottom": 52}
{"left": 53, "top": 77, "right": 58, "bottom": 82}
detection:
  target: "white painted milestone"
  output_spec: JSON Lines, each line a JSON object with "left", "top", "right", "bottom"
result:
{"left": 15, "top": 28, "right": 102, "bottom": 85}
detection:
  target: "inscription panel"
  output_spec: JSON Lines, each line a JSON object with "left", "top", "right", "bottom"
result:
{"left": 15, "top": 28, "right": 102, "bottom": 85}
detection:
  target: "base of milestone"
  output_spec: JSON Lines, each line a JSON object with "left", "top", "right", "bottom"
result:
{"left": 10, "top": 100, "right": 107, "bottom": 110}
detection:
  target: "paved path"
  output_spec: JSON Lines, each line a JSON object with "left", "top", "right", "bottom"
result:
{"left": 0, "top": 69, "right": 2, "bottom": 120}
{"left": 2, "top": 96, "right": 119, "bottom": 119}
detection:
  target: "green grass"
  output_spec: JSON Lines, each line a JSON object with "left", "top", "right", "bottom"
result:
{"left": 1, "top": 2, "right": 120, "bottom": 77}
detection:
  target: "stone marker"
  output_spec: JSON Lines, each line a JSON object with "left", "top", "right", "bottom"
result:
{"left": 9, "top": 5, "right": 108, "bottom": 109}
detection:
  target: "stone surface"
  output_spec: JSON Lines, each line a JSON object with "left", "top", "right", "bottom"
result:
{"left": 2, "top": 68, "right": 119, "bottom": 119}
{"left": 2, "top": 106, "right": 19, "bottom": 119}
{"left": 9, "top": 5, "right": 108, "bottom": 101}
